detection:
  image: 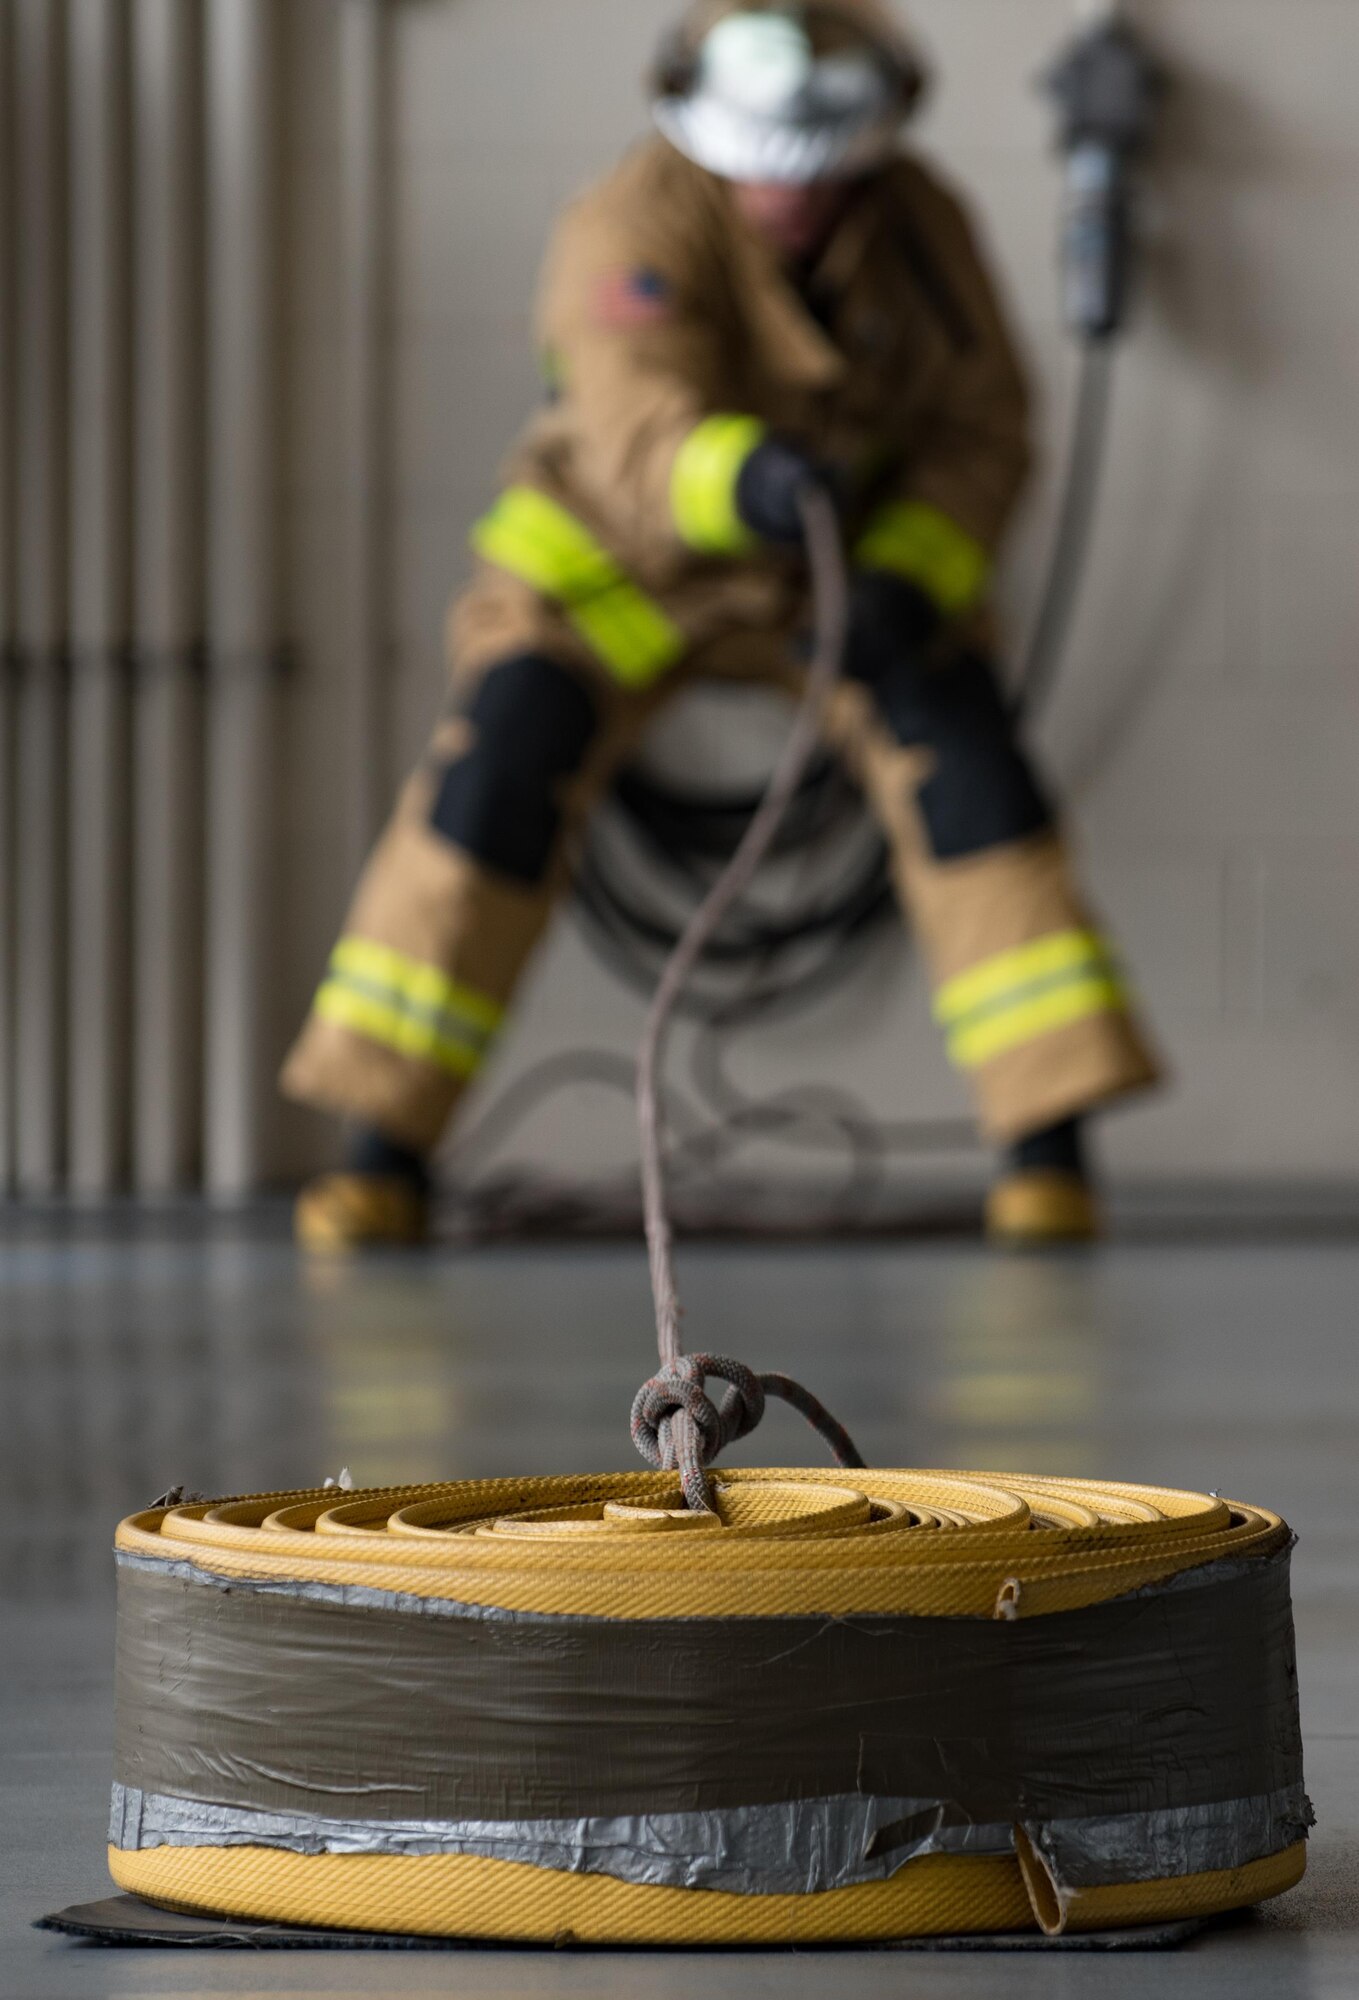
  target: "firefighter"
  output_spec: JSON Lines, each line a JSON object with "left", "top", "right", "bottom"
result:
{"left": 283, "top": 0, "right": 1160, "bottom": 1249}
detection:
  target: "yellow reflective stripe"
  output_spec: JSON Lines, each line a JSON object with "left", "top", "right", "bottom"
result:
{"left": 317, "top": 938, "right": 503, "bottom": 1077}
{"left": 854, "top": 499, "right": 990, "bottom": 615}
{"left": 947, "top": 975, "right": 1130, "bottom": 1070}
{"left": 936, "top": 929, "right": 1115, "bottom": 1026}
{"left": 934, "top": 929, "right": 1130, "bottom": 1071}
{"left": 471, "top": 487, "right": 620, "bottom": 605}
{"left": 314, "top": 986, "right": 484, "bottom": 1081}
{"left": 670, "top": 414, "right": 766, "bottom": 556}
{"left": 330, "top": 938, "right": 503, "bottom": 1037}
{"left": 566, "top": 586, "right": 684, "bottom": 689}
{"left": 470, "top": 486, "right": 685, "bottom": 686}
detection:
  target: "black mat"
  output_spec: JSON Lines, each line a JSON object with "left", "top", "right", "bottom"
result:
{"left": 37, "top": 1894, "right": 1219, "bottom": 1952}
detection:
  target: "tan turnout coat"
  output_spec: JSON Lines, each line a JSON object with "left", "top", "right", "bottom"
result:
{"left": 282, "top": 6, "right": 1159, "bottom": 1152}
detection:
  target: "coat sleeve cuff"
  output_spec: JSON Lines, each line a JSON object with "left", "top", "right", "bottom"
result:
{"left": 853, "top": 498, "right": 991, "bottom": 616}
{"left": 670, "top": 413, "right": 768, "bottom": 555}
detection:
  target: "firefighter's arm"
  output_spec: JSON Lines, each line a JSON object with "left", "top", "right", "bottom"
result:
{"left": 854, "top": 167, "right": 1033, "bottom": 628}
{"left": 535, "top": 199, "right": 797, "bottom": 559}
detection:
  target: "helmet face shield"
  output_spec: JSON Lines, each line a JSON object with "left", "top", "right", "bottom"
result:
{"left": 653, "top": 7, "right": 912, "bottom": 185}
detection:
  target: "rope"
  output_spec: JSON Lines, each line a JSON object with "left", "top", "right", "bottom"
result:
{"left": 632, "top": 486, "right": 865, "bottom": 1509}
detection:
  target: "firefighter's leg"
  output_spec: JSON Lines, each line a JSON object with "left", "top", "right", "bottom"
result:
{"left": 821, "top": 652, "right": 1161, "bottom": 1243}
{"left": 282, "top": 581, "right": 672, "bottom": 1247}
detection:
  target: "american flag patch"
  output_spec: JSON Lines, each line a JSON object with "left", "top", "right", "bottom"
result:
{"left": 592, "top": 266, "right": 674, "bottom": 331}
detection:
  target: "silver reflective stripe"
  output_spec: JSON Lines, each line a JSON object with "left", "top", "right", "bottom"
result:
{"left": 108, "top": 1781, "right": 1310, "bottom": 1900}
{"left": 108, "top": 1785, "right": 1010, "bottom": 1896}
{"left": 1023, "top": 1784, "right": 1315, "bottom": 1892}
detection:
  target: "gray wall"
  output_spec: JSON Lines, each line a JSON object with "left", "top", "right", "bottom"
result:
{"left": 277, "top": 0, "right": 1359, "bottom": 1187}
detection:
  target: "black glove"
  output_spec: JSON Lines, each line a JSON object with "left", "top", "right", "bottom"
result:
{"left": 735, "top": 435, "right": 835, "bottom": 546}
{"left": 843, "top": 567, "right": 941, "bottom": 686}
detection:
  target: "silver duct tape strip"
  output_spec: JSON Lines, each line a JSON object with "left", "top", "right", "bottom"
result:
{"left": 1023, "top": 1783, "right": 1315, "bottom": 1891}
{"left": 108, "top": 1784, "right": 1012, "bottom": 1894}
{"left": 109, "top": 1782, "right": 1311, "bottom": 1899}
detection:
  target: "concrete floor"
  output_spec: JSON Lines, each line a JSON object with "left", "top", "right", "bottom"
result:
{"left": 2, "top": 1224, "right": 1355, "bottom": 1996}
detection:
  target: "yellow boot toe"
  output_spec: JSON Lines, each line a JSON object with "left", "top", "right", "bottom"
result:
{"left": 294, "top": 1173, "right": 429, "bottom": 1252}
{"left": 985, "top": 1169, "right": 1102, "bottom": 1247}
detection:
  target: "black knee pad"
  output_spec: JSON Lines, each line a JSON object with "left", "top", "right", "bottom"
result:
{"left": 430, "top": 652, "right": 598, "bottom": 883}
{"left": 875, "top": 652, "right": 1052, "bottom": 861}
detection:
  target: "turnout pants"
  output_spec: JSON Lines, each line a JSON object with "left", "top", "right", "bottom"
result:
{"left": 281, "top": 566, "right": 1160, "bottom": 1152}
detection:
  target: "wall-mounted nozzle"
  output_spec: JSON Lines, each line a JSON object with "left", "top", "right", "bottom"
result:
{"left": 1041, "top": 19, "right": 1166, "bottom": 340}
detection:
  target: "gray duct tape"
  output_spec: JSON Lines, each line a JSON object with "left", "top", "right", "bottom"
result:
{"left": 112, "top": 1543, "right": 1308, "bottom": 1895}
{"left": 109, "top": 1782, "right": 1312, "bottom": 1899}
{"left": 1022, "top": 1787, "right": 1315, "bottom": 1892}
{"left": 108, "top": 1784, "right": 1009, "bottom": 1895}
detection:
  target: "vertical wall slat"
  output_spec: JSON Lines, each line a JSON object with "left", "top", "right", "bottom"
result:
{"left": 0, "top": 4, "right": 17, "bottom": 1193}
{"left": 13, "top": 0, "right": 69, "bottom": 1197}
{"left": 68, "top": 0, "right": 134, "bottom": 1197}
{"left": 203, "top": 0, "right": 282, "bottom": 1197}
{"left": 337, "top": 0, "right": 390, "bottom": 872}
{"left": 130, "top": 0, "right": 204, "bottom": 1195}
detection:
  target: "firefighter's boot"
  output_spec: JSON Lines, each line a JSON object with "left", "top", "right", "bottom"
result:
{"left": 985, "top": 1117, "right": 1102, "bottom": 1246}
{"left": 294, "top": 1131, "right": 431, "bottom": 1252}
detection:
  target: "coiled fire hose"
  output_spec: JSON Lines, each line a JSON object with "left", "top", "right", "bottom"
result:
{"left": 109, "top": 494, "right": 1310, "bottom": 1945}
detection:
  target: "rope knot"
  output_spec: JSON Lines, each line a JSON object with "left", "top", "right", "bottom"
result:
{"left": 630, "top": 1354, "right": 866, "bottom": 1514}
{"left": 630, "top": 1354, "right": 766, "bottom": 1510}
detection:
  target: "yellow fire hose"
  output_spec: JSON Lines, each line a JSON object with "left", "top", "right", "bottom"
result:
{"left": 108, "top": 494, "right": 1307, "bottom": 1946}
{"left": 110, "top": 1468, "right": 1307, "bottom": 1942}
